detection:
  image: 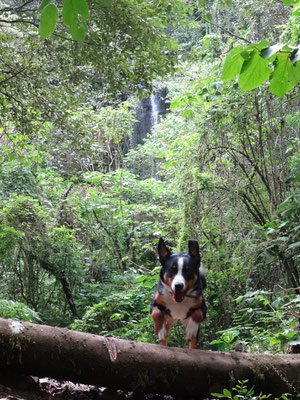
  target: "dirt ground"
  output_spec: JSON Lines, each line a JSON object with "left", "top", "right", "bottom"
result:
{"left": 0, "top": 376, "right": 208, "bottom": 400}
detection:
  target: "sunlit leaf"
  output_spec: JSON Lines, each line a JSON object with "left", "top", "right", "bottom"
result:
{"left": 239, "top": 51, "right": 271, "bottom": 91}
{"left": 38, "top": 0, "right": 52, "bottom": 12}
{"left": 270, "top": 53, "right": 300, "bottom": 98}
{"left": 221, "top": 46, "right": 244, "bottom": 80}
{"left": 39, "top": 4, "right": 59, "bottom": 40}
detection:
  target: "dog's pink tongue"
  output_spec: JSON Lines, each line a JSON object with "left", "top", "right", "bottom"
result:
{"left": 174, "top": 292, "right": 184, "bottom": 303}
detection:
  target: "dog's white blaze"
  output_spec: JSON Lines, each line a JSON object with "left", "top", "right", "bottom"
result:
{"left": 158, "top": 324, "right": 167, "bottom": 341}
{"left": 185, "top": 318, "right": 199, "bottom": 341}
{"left": 171, "top": 257, "right": 186, "bottom": 292}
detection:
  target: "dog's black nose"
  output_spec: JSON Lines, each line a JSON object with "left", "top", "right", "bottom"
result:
{"left": 175, "top": 283, "right": 184, "bottom": 292}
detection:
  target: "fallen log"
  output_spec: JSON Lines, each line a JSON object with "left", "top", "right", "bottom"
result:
{"left": 0, "top": 318, "right": 299, "bottom": 397}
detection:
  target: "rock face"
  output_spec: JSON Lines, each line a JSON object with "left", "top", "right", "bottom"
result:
{"left": 132, "top": 88, "right": 168, "bottom": 147}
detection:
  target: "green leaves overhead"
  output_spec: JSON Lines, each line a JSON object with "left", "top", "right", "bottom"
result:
{"left": 63, "top": 0, "right": 89, "bottom": 42}
{"left": 270, "top": 53, "right": 300, "bottom": 98}
{"left": 221, "top": 46, "right": 244, "bottom": 80}
{"left": 239, "top": 51, "right": 271, "bottom": 91}
{"left": 222, "top": 42, "right": 300, "bottom": 98}
{"left": 39, "top": 0, "right": 89, "bottom": 42}
{"left": 39, "top": 4, "right": 59, "bottom": 40}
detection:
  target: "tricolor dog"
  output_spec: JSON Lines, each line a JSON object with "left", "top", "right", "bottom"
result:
{"left": 151, "top": 238, "right": 206, "bottom": 349}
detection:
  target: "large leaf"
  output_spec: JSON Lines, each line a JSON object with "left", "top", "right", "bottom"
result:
{"left": 38, "top": 0, "right": 52, "bottom": 12}
{"left": 239, "top": 51, "right": 271, "bottom": 91}
{"left": 246, "top": 39, "right": 269, "bottom": 51}
{"left": 70, "top": 21, "right": 88, "bottom": 42}
{"left": 221, "top": 46, "right": 244, "bottom": 80}
{"left": 39, "top": 4, "right": 59, "bottom": 40}
{"left": 63, "top": 0, "right": 89, "bottom": 41}
{"left": 63, "top": 0, "right": 89, "bottom": 24}
{"left": 270, "top": 53, "right": 300, "bottom": 98}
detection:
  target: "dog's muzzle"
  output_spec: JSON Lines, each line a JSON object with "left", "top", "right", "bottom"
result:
{"left": 173, "top": 283, "right": 185, "bottom": 303}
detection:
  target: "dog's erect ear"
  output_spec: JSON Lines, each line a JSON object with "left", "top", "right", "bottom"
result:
{"left": 188, "top": 240, "right": 200, "bottom": 260}
{"left": 158, "top": 238, "right": 171, "bottom": 265}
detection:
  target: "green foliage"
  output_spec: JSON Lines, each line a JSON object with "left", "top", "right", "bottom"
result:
{"left": 71, "top": 272, "right": 158, "bottom": 342}
{"left": 0, "top": 299, "right": 40, "bottom": 323}
{"left": 210, "top": 291, "right": 300, "bottom": 353}
{"left": 39, "top": 4, "right": 59, "bottom": 40}
{"left": 39, "top": 0, "right": 90, "bottom": 41}
{"left": 62, "top": 0, "right": 89, "bottom": 42}
{"left": 222, "top": 42, "right": 300, "bottom": 98}
{"left": 211, "top": 379, "right": 296, "bottom": 400}
{"left": 0, "top": 0, "right": 299, "bottom": 368}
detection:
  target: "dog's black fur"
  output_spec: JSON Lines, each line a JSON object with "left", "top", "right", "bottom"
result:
{"left": 150, "top": 238, "right": 206, "bottom": 348}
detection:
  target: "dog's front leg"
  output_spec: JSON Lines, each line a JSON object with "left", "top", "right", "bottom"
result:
{"left": 151, "top": 306, "right": 173, "bottom": 346}
{"left": 184, "top": 308, "right": 204, "bottom": 349}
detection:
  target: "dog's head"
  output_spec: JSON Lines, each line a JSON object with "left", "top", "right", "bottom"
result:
{"left": 158, "top": 238, "right": 202, "bottom": 303}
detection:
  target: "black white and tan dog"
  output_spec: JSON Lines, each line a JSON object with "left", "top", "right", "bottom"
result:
{"left": 150, "top": 238, "right": 206, "bottom": 349}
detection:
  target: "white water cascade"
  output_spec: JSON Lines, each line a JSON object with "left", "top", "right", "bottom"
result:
{"left": 150, "top": 93, "right": 160, "bottom": 126}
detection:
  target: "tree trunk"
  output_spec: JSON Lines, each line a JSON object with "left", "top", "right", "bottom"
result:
{"left": 0, "top": 318, "right": 299, "bottom": 397}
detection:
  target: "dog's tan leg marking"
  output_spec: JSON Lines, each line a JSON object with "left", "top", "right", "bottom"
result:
{"left": 152, "top": 307, "right": 174, "bottom": 346}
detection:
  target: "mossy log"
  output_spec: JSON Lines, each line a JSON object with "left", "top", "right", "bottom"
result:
{"left": 0, "top": 318, "right": 299, "bottom": 397}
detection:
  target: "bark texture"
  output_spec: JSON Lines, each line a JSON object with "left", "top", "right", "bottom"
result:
{"left": 0, "top": 318, "right": 299, "bottom": 397}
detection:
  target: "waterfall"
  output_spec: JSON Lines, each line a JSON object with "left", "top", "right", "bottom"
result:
{"left": 132, "top": 88, "right": 168, "bottom": 147}
{"left": 150, "top": 93, "right": 159, "bottom": 126}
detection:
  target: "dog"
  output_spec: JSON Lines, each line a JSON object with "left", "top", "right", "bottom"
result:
{"left": 150, "top": 238, "right": 206, "bottom": 349}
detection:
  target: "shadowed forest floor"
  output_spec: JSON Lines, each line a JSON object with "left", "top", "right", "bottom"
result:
{"left": 0, "top": 376, "right": 210, "bottom": 400}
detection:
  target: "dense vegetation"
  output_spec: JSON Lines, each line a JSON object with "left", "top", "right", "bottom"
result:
{"left": 0, "top": 1, "right": 299, "bottom": 396}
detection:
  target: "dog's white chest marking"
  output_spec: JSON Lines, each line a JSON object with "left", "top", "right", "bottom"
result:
{"left": 161, "top": 283, "right": 198, "bottom": 320}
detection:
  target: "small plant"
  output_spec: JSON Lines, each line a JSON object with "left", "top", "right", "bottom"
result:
{"left": 211, "top": 380, "right": 296, "bottom": 400}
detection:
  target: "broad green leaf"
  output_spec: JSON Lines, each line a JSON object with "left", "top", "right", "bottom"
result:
{"left": 270, "top": 53, "right": 300, "bottom": 98}
{"left": 246, "top": 39, "right": 269, "bottom": 51}
{"left": 223, "top": 388, "right": 232, "bottom": 398}
{"left": 39, "top": 4, "right": 59, "bottom": 40}
{"left": 261, "top": 43, "right": 285, "bottom": 59}
{"left": 239, "top": 51, "right": 271, "bottom": 91}
{"left": 74, "top": 0, "right": 89, "bottom": 20}
{"left": 241, "top": 50, "right": 252, "bottom": 60}
{"left": 38, "top": 0, "right": 52, "bottom": 12}
{"left": 63, "top": 0, "right": 74, "bottom": 26}
{"left": 63, "top": 0, "right": 89, "bottom": 24}
{"left": 63, "top": 0, "right": 89, "bottom": 41}
{"left": 256, "top": 39, "right": 269, "bottom": 50}
{"left": 221, "top": 46, "right": 244, "bottom": 80}
{"left": 284, "top": 0, "right": 294, "bottom": 5}
{"left": 70, "top": 21, "right": 88, "bottom": 42}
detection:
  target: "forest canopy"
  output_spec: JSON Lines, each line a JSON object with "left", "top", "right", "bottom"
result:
{"left": 0, "top": 0, "right": 299, "bottom": 397}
